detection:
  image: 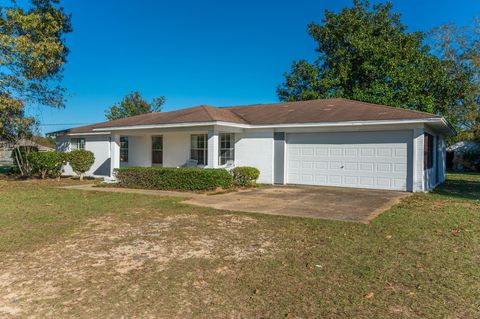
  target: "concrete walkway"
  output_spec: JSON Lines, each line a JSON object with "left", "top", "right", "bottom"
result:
{"left": 61, "top": 184, "right": 409, "bottom": 223}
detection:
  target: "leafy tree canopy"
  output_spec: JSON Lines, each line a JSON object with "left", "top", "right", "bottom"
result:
{"left": 277, "top": 0, "right": 473, "bottom": 133}
{"left": 105, "top": 91, "right": 166, "bottom": 121}
{"left": 0, "top": 0, "right": 71, "bottom": 142}
{"left": 430, "top": 19, "right": 480, "bottom": 142}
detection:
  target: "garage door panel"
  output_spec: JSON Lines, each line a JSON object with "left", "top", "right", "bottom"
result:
{"left": 315, "top": 162, "right": 328, "bottom": 170}
{"left": 344, "top": 162, "right": 358, "bottom": 171}
{"left": 376, "top": 163, "right": 392, "bottom": 173}
{"left": 286, "top": 131, "right": 412, "bottom": 191}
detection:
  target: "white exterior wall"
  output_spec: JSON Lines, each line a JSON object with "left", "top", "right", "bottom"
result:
{"left": 412, "top": 125, "right": 447, "bottom": 192}
{"left": 120, "top": 135, "right": 151, "bottom": 167}
{"left": 119, "top": 132, "right": 198, "bottom": 168}
{"left": 57, "top": 135, "right": 111, "bottom": 177}
{"left": 163, "top": 132, "right": 195, "bottom": 167}
{"left": 412, "top": 127, "right": 425, "bottom": 192}
{"left": 423, "top": 126, "right": 447, "bottom": 191}
{"left": 235, "top": 130, "right": 274, "bottom": 184}
{"left": 438, "top": 136, "right": 446, "bottom": 184}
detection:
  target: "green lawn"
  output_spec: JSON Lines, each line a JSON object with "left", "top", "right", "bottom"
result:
{"left": 0, "top": 174, "right": 478, "bottom": 318}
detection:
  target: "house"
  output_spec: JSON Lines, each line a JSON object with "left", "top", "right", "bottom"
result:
{"left": 50, "top": 98, "right": 454, "bottom": 192}
{"left": 0, "top": 139, "right": 55, "bottom": 162}
{"left": 446, "top": 140, "right": 480, "bottom": 171}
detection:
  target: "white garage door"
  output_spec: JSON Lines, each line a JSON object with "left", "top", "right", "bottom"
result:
{"left": 286, "top": 131, "right": 412, "bottom": 191}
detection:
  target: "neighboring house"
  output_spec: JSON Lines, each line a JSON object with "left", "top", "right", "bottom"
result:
{"left": 0, "top": 139, "right": 55, "bottom": 162}
{"left": 49, "top": 98, "right": 454, "bottom": 192}
{"left": 446, "top": 140, "right": 480, "bottom": 171}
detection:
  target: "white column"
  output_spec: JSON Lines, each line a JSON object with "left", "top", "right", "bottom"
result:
{"left": 110, "top": 133, "right": 120, "bottom": 178}
{"left": 438, "top": 137, "right": 446, "bottom": 183}
{"left": 207, "top": 129, "right": 219, "bottom": 168}
{"left": 412, "top": 127, "right": 425, "bottom": 192}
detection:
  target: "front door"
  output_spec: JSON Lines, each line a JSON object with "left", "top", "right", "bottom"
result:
{"left": 152, "top": 136, "right": 163, "bottom": 166}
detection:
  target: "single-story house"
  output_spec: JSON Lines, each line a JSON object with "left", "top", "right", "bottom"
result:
{"left": 446, "top": 140, "right": 480, "bottom": 171}
{"left": 0, "top": 139, "right": 55, "bottom": 162}
{"left": 50, "top": 98, "right": 454, "bottom": 192}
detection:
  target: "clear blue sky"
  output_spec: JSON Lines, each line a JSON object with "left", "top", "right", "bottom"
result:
{"left": 30, "top": 0, "right": 480, "bottom": 134}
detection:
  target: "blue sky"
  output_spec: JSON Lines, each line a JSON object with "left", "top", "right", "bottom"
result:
{"left": 29, "top": 0, "right": 480, "bottom": 134}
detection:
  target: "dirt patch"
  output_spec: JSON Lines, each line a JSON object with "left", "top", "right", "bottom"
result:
{"left": 0, "top": 213, "right": 276, "bottom": 318}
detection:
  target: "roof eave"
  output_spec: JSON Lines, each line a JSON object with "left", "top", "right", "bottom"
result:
{"left": 89, "top": 118, "right": 453, "bottom": 133}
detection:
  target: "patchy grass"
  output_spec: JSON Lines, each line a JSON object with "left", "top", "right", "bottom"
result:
{"left": 0, "top": 174, "right": 479, "bottom": 318}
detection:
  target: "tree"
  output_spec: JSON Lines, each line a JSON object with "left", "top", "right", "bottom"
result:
{"left": 0, "top": 0, "right": 71, "bottom": 174}
{"left": 430, "top": 18, "right": 480, "bottom": 142}
{"left": 29, "top": 151, "right": 67, "bottom": 179}
{"left": 277, "top": 0, "right": 467, "bottom": 130}
{"left": 105, "top": 91, "right": 166, "bottom": 121}
{"left": 68, "top": 149, "right": 94, "bottom": 180}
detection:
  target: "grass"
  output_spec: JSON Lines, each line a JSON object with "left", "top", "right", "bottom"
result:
{"left": 0, "top": 173, "right": 478, "bottom": 318}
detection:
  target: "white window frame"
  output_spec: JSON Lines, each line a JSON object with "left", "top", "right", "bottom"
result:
{"left": 71, "top": 138, "right": 85, "bottom": 150}
{"left": 152, "top": 136, "right": 163, "bottom": 166}
{"left": 190, "top": 134, "right": 208, "bottom": 166}
{"left": 219, "top": 133, "right": 235, "bottom": 165}
{"left": 120, "top": 136, "right": 129, "bottom": 163}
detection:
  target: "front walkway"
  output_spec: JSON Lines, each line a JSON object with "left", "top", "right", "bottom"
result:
{"left": 62, "top": 184, "right": 409, "bottom": 223}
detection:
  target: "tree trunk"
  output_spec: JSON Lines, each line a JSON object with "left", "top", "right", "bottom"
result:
{"left": 14, "top": 150, "right": 24, "bottom": 176}
{"left": 80, "top": 173, "right": 84, "bottom": 181}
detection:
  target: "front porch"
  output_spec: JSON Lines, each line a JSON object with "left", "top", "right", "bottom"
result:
{"left": 108, "top": 127, "right": 237, "bottom": 177}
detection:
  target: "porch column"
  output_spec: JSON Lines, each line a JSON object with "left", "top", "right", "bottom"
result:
{"left": 412, "top": 127, "right": 424, "bottom": 192}
{"left": 207, "top": 129, "right": 219, "bottom": 168}
{"left": 110, "top": 133, "right": 120, "bottom": 178}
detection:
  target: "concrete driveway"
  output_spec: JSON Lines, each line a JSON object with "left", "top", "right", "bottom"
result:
{"left": 63, "top": 184, "right": 409, "bottom": 223}
{"left": 185, "top": 185, "right": 409, "bottom": 223}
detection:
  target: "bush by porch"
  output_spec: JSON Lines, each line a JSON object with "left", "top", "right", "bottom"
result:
{"left": 114, "top": 167, "right": 234, "bottom": 191}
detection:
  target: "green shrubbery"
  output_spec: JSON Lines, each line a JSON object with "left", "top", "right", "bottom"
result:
{"left": 12, "top": 149, "right": 95, "bottom": 180}
{"left": 28, "top": 152, "right": 68, "bottom": 179}
{"left": 11, "top": 146, "right": 38, "bottom": 176}
{"left": 115, "top": 167, "right": 233, "bottom": 191}
{"left": 231, "top": 166, "right": 260, "bottom": 186}
{"left": 68, "top": 150, "right": 95, "bottom": 180}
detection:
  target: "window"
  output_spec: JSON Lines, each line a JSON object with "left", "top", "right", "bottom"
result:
{"left": 152, "top": 136, "right": 163, "bottom": 165}
{"left": 219, "top": 133, "right": 234, "bottom": 165}
{"left": 71, "top": 138, "right": 85, "bottom": 150}
{"left": 120, "top": 136, "right": 128, "bottom": 162}
{"left": 424, "top": 133, "right": 434, "bottom": 169}
{"left": 191, "top": 134, "right": 208, "bottom": 166}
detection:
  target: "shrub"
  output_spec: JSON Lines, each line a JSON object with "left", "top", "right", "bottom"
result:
{"left": 11, "top": 146, "right": 38, "bottom": 177}
{"left": 231, "top": 166, "right": 260, "bottom": 186}
{"left": 115, "top": 167, "right": 233, "bottom": 191}
{"left": 68, "top": 150, "right": 95, "bottom": 180}
{"left": 29, "top": 152, "right": 67, "bottom": 179}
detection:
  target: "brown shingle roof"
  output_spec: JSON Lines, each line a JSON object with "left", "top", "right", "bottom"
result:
{"left": 55, "top": 98, "right": 440, "bottom": 134}
{"left": 226, "top": 98, "right": 439, "bottom": 124}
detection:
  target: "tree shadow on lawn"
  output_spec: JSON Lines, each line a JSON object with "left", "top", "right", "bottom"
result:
{"left": 432, "top": 173, "right": 480, "bottom": 201}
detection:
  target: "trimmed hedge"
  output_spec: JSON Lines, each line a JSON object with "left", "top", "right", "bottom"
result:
{"left": 115, "top": 167, "right": 233, "bottom": 191}
{"left": 68, "top": 150, "right": 95, "bottom": 180}
{"left": 231, "top": 166, "right": 260, "bottom": 186}
{"left": 29, "top": 151, "right": 67, "bottom": 179}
